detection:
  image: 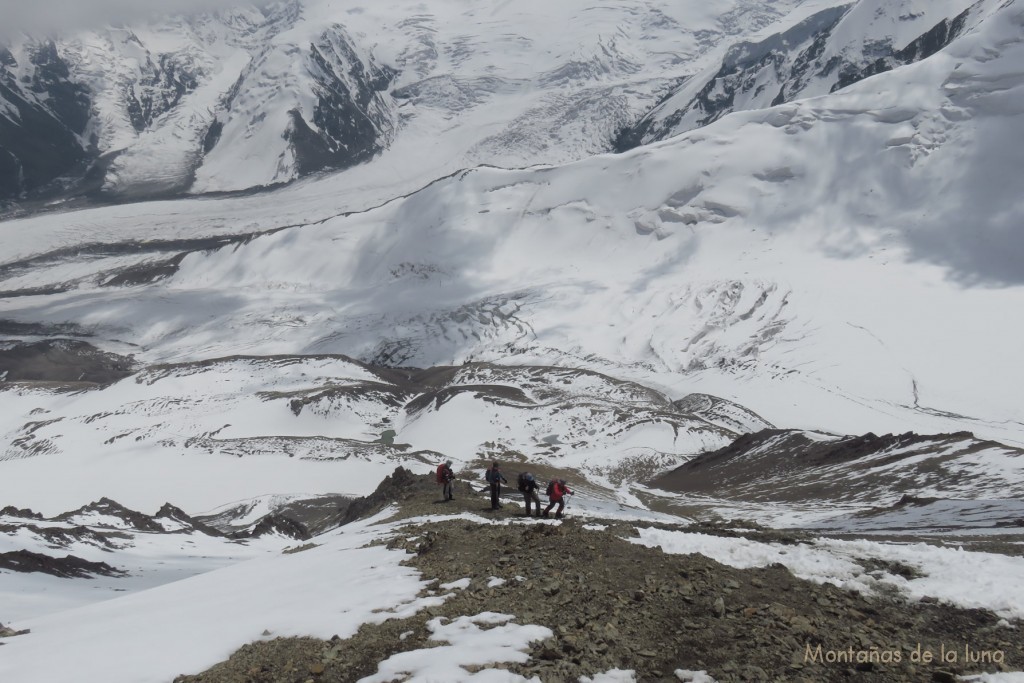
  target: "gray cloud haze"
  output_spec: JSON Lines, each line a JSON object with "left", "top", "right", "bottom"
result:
{"left": 0, "top": 0, "right": 271, "bottom": 36}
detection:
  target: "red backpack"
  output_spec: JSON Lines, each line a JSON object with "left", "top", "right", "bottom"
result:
{"left": 436, "top": 464, "right": 446, "bottom": 484}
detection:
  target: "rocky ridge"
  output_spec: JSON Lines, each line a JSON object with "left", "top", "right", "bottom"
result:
{"left": 173, "top": 469, "right": 1023, "bottom": 682}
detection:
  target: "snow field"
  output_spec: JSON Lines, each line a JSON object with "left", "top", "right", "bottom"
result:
{"left": 1, "top": 508, "right": 657, "bottom": 683}
{"left": 357, "top": 613, "right": 551, "bottom": 683}
{"left": 0, "top": 512, "right": 283, "bottom": 622}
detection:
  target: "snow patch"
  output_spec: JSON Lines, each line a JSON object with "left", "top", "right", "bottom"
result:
{"left": 357, "top": 612, "right": 551, "bottom": 683}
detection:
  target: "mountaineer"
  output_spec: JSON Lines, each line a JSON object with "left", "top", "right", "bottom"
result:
{"left": 436, "top": 460, "right": 454, "bottom": 501}
{"left": 485, "top": 461, "right": 508, "bottom": 511}
{"left": 543, "top": 478, "right": 573, "bottom": 519}
{"left": 517, "top": 471, "right": 541, "bottom": 517}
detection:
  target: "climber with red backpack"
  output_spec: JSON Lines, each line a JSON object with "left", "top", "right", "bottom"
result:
{"left": 542, "top": 478, "right": 573, "bottom": 519}
{"left": 436, "top": 460, "right": 454, "bottom": 501}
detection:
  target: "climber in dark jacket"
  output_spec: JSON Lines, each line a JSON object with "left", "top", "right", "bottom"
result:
{"left": 485, "top": 462, "right": 508, "bottom": 511}
{"left": 517, "top": 472, "right": 541, "bottom": 517}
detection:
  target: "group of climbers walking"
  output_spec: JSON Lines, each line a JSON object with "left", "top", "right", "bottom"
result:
{"left": 437, "top": 460, "right": 574, "bottom": 518}
{"left": 516, "top": 470, "right": 573, "bottom": 518}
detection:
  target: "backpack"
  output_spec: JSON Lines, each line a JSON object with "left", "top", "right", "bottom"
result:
{"left": 517, "top": 472, "right": 530, "bottom": 491}
{"left": 546, "top": 480, "right": 556, "bottom": 497}
{"left": 436, "top": 464, "right": 446, "bottom": 484}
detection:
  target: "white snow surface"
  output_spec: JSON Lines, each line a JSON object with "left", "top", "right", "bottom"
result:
{"left": 675, "top": 672, "right": 720, "bottom": 683}
{"left": 642, "top": 0, "right": 986, "bottom": 140}
{"left": 0, "top": 357, "right": 741, "bottom": 514}
{"left": 358, "top": 612, "right": 550, "bottom": 683}
{"left": 2, "top": 509, "right": 615, "bottom": 683}
{"left": 3, "top": 0, "right": 1023, "bottom": 455}
{"left": 3, "top": 0, "right": 805, "bottom": 196}
{"left": 0, "top": 509, "right": 287, "bottom": 621}
{"left": 2, "top": 2, "right": 1024, "bottom": 680}
{"left": 0, "top": 510, "right": 449, "bottom": 683}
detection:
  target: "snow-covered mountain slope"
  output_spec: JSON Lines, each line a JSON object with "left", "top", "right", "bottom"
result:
{"left": 652, "top": 429, "right": 1024, "bottom": 508}
{"left": 0, "top": 498, "right": 301, "bottom": 622}
{"left": 0, "top": 352, "right": 767, "bottom": 513}
{"left": 1, "top": 1, "right": 397, "bottom": 200}
{"left": 618, "top": 0, "right": 984, "bottom": 146}
{"left": 0, "top": 42, "right": 92, "bottom": 199}
{"left": 0, "top": 507, "right": 448, "bottom": 683}
{"left": 3, "top": 3, "right": 1024, "bottom": 681}
{"left": 3, "top": 0, "right": 1022, "bottom": 454}
{"left": 0, "top": 0, "right": 807, "bottom": 200}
